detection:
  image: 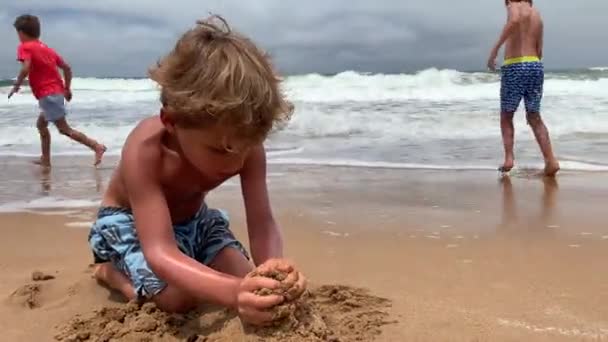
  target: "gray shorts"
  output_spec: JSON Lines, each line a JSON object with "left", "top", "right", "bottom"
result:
{"left": 38, "top": 94, "right": 66, "bottom": 122}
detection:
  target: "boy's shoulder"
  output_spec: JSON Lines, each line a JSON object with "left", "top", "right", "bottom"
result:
{"left": 17, "top": 40, "right": 33, "bottom": 52}
{"left": 17, "top": 40, "right": 57, "bottom": 55}
{"left": 123, "top": 117, "right": 166, "bottom": 159}
{"left": 119, "top": 117, "right": 170, "bottom": 183}
{"left": 18, "top": 40, "right": 42, "bottom": 49}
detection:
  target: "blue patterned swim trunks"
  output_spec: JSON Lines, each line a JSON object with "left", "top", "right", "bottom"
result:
{"left": 88, "top": 206, "right": 249, "bottom": 299}
{"left": 500, "top": 58, "right": 544, "bottom": 114}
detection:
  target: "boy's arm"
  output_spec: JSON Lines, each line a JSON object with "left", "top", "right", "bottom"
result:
{"left": 487, "top": 5, "right": 521, "bottom": 70}
{"left": 56, "top": 54, "right": 73, "bottom": 101}
{"left": 537, "top": 19, "right": 544, "bottom": 59}
{"left": 122, "top": 136, "right": 241, "bottom": 308}
{"left": 8, "top": 60, "right": 30, "bottom": 99}
{"left": 492, "top": 5, "right": 521, "bottom": 53}
{"left": 240, "top": 145, "right": 283, "bottom": 266}
{"left": 9, "top": 44, "right": 32, "bottom": 98}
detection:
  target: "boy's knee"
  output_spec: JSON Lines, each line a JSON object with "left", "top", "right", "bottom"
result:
{"left": 153, "top": 298, "right": 194, "bottom": 313}
{"left": 152, "top": 289, "right": 196, "bottom": 313}
{"left": 501, "top": 112, "right": 514, "bottom": 122}
{"left": 526, "top": 112, "right": 542, "bottom": 126}
{"left": 38, "top": 126, "right": 50, "bottom": 136}
{"left": 36, "top": 120, "right": 48, "bottom": 131}
{"left": 57, "top": 126, "right": 72, "bottom": 136}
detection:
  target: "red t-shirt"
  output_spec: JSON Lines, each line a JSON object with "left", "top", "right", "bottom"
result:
{"left": 17, "top": 40, "right": 65, "bottom": 99}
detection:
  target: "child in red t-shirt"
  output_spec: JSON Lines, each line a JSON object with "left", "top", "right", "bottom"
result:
{"left": 9, "top": 14, "right": 106, "bottom": 167}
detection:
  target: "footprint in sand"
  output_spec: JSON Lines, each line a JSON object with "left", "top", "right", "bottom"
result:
{"left": 9, "top": 283, "right": 42, "bottom": 309}
{"left": 8, "top": 271, "right": 58, "bottom": 309}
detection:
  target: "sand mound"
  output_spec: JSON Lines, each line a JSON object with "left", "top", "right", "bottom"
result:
{"left": 55, "top": 285, "right": 394, "bottom": 342}
{"left": 55, "top": 301, "right": 193, "bottom": 342}
{"left": 248, "top": 285, "right": 395, "bottom": 341}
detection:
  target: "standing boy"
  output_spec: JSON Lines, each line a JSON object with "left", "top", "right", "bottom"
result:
{"left": 487, "top": 0, "right": 559, "bottom": 176}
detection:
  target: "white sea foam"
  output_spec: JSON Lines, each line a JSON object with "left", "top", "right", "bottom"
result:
{"left": 1, "top": 69, "right": 606, "bottom": 167}
{"left": 268, "top": 158, "right": 608, "bottom": 172}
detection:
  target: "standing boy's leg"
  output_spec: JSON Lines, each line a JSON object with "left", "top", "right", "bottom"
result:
{"left": 524, "top": 62, "right": 559, "bottom": 177}
{"left": 526, "top": 113, "right": 559, "bottom": 176}
{"left": 500, "top": 112, "right": 515, "bottom": 172}
{"left": 499, "top": 64, "right": 522, "bottom": 172}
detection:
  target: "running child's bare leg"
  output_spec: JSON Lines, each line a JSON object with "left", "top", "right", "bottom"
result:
{"left": 34, "top": 113, "right": 51, "bottom": 167}
{"left": 53, "top": 118, "right": 107, "bottom": 166}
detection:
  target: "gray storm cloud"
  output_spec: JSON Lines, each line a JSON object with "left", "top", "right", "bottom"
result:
{"left": 1, "top": 0, "right": 607, "bottom": 77}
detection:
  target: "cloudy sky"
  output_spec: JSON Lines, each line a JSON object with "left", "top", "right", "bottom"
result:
{"left": 1, "top": 0, "right": 606, "bottom": 77}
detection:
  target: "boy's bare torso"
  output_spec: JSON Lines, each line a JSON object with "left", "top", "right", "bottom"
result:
{"left": 504, "top": 2, "right": 543, "bottom": 59}
{"left": 102, "top": 117, "right": 238, "bottom": 223}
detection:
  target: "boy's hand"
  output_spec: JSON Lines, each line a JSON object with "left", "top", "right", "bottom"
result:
{"left": 236, "top": 275, "right": 284, "bottom": 326}
{"left": 487, "top": 49, "right": 498, "bottom": 71}
{"left": 7, "top": 85, "right": 19, "bottom": 99}
{"left": 256, "top": 258, "right": 307, "bottom": 300}
{"left": 64, "top": 89, "right": 73, "bottom": 102}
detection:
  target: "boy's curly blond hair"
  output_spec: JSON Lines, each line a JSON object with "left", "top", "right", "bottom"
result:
{"left": 149, "top": 15, "right": 293, "bottom": 146}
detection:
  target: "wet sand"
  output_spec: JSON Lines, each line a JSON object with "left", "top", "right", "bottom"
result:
{"left": 0, "top": 163, "right": 607, "bottom": 341}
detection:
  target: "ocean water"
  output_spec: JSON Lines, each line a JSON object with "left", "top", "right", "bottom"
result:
{"left": 1, "top": 67, "right": 607, "bottom": 172}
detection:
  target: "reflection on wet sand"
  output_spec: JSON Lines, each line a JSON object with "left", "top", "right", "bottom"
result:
{"left": 34, "top": 164, "right": 104, "bottom": 197}
{"left": 36, "top": 167, "right": 52, "bottom": 195}
{"left": 499, "top": 175, "right": 559, "bottom": 232}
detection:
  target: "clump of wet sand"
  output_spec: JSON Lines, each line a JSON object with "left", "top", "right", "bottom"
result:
{"left": 32, "top": 270, "right": 56, "bottom": 281}
{"left": 248, "top": 265, "right": 306, "bottom": 321}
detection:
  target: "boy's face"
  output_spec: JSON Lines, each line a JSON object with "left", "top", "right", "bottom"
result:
{"left": 170, "top": 124, "right": 251, "bottom": 181}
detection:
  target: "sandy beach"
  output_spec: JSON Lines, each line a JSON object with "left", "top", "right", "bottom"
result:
{"left": 0, "top": 158, "right": 607, "bottom": 341}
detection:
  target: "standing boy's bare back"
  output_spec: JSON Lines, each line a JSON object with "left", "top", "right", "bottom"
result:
{"left": 502, "top": 1, "right": 543, "bottom": 60}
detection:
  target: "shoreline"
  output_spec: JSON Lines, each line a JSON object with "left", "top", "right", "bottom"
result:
{"left": 0, "top": 154, "right": 607, "bottom": 212}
